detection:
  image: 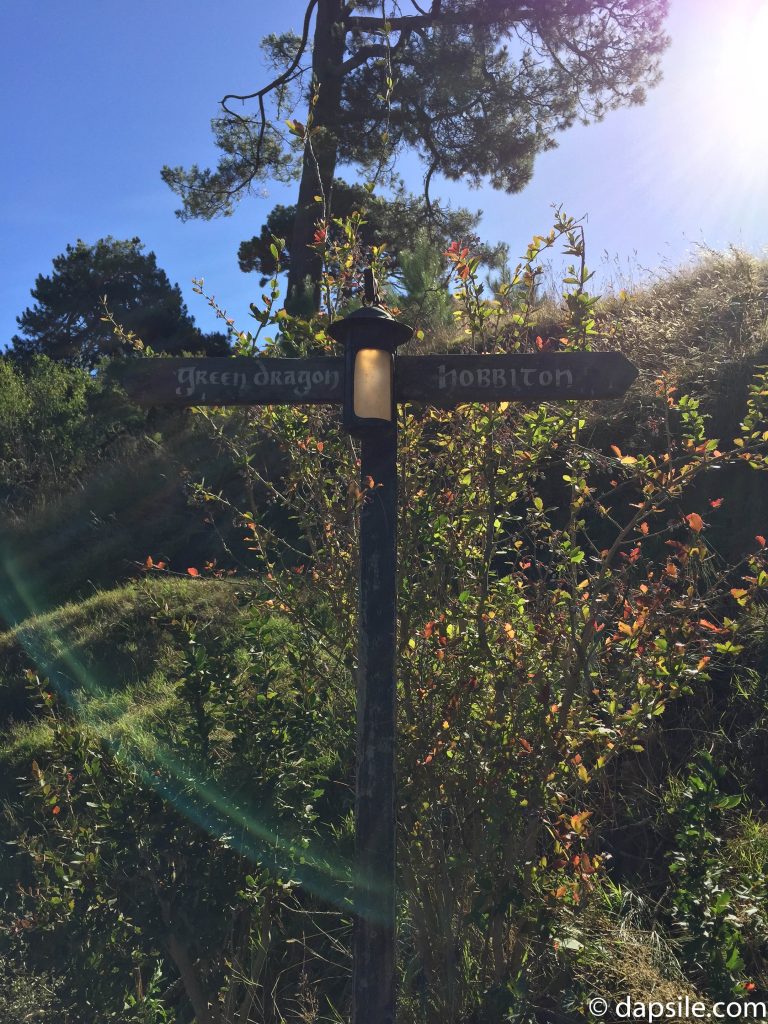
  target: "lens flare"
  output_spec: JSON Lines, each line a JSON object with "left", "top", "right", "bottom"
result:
{"left": 0, "top": 578, "right": 385, "bottom": 914}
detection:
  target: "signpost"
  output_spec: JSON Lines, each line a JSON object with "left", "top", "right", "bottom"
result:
{"left": 115, "top": 350, "right": 637, "bottom": 408}
{"left": 115, "top": 311, "right": 637, "bottom": 1024}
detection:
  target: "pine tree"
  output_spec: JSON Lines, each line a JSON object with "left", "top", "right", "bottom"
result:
{"left": 12, "top": 237, "right": 229, "bottom": 369}
{"left": 162, "top": 0, "right": 669, "bottom": 307}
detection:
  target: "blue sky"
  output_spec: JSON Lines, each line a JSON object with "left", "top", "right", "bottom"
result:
{"left": 2, "top": 0, "right": 767, "bottom": 345}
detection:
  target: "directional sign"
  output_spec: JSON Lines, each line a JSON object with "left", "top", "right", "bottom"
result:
{"left": 112, "top": 351, "right": 637, "bottom": 407}
{"left": 113, "top": 356, "right": 344, "bottom": 406}
{"left": 397, "top": 352, "right": 637, "bottom": 405}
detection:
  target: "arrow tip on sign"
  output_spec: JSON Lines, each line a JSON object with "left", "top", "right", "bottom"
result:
{"left": 615, "top": 352, "right": 639, "bottom": 391}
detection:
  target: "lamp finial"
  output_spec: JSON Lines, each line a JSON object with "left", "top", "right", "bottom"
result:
{"left": 364, "top": 266, "right": 379, "bottom": 306}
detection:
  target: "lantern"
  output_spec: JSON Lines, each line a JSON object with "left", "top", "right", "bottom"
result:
{"left": 328, "top": 305, "right": 413, "bottom": 436}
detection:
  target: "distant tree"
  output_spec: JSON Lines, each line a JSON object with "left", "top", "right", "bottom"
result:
{"left": 237, "top": 180, "right": 506, "bottom": 285}
{"left": 11, "top": 237, "right": 230, "bottom": 369}
{"left": 163, "top": 0, "right": 669, "bottom": 307}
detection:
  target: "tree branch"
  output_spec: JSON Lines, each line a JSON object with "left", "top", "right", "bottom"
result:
{"left": 346, "top": 3, "right": 536, "bottom": 34}
{"left": 337, "top": 42, "right": 389, "bottom": 75}
{"left": 337, "top": 27, "right": 413, "bottom": 75}
{"left": 220, "top": 0, "right": 319, "bottom": 168}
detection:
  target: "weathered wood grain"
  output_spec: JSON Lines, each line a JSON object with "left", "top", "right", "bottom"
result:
{"left": 112, "top": 352, "right": 638, "bottom": 407}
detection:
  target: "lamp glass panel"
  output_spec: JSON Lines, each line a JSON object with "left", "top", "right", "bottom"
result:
{"left": 353, "top": 348, "right": 392, "bottom": 421}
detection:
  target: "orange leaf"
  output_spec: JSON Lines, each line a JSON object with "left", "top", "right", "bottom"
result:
{"left": 52, "top": 805, "right": 61, "bottom": 815}
{"left": 187, "top": 567, "right": 200, "bottom": 577}
{"left": 519, "top": 737, "right": 533, "bottom": 753}
{"left": 316, "top": 440, "right": 324, "bottom": 453}
{"left": 145, "top": 555, "right": 154, "bottom": 569}
{"left": 757, "top": 535, "right": 766, "bottom": 548}
{"left": 639, "top": 522, "right": 649, "bottom": 535}
{"left": 610, "top": 445, "right": 623, "bottom": 458}
{"left": 698, "top": 618, "right": 724, "bottom": 633}
{"left": 685, "top": 512, "right": 704, "bottom": 533}
{"left": 570, "top": 811, "right": 591, "bottom": 834}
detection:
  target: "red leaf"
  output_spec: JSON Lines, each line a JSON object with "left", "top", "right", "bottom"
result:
{"left": 709, "top": 498, "right": 724, "bottom": 508}
{"left": 685, "top": 512, "right": 704, "bottom": 533}
{"left": 187, "top": 567, "right": 200, "bottom": 577}
{"left": 757, "top": 535, "right": 766, "bottom": 548}
{"left": 581, "top": 853, "right": 595, "bottom": 875}
{"left": 52, "top": 805, "right": 61, "bottom": 815}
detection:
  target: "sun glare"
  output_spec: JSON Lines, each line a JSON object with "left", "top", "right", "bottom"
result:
{"left": 711, "top": 4, "right": 768, "bottom": 162}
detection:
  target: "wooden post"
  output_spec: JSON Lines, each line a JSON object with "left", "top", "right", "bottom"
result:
{"left": 353, "top": 426, "right": 398, "bottom": 1024}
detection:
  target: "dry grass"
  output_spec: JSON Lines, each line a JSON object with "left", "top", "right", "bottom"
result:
{"left": 574, "top": 908, "right": 704, "bottom": 1022}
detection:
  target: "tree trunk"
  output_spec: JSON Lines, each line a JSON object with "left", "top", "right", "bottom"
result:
{"left": 166, "top": 932, "right": 221, "bottom": 1024}
{"left": 287, "top": 0, "right": 347, "bottom": 311}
